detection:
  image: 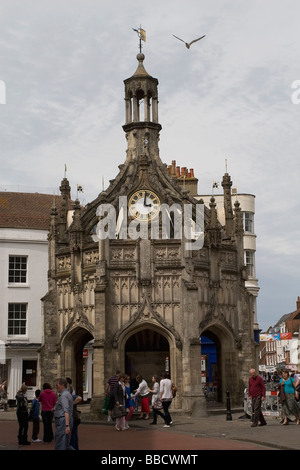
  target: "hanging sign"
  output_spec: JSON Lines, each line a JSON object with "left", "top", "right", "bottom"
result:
{"left": 260, "top": 332, "right": 292, "bottom": 341}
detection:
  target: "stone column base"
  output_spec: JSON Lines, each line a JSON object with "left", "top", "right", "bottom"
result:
{"left": 89, "top": 395, "right": 106, "bottom": 421}
{"left": 182, "top": 394, "right": 208, "bottom": 417}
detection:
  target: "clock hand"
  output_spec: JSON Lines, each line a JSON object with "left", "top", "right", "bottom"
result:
{"left": 144, "top": 192, "right": 152, "bottom": 207}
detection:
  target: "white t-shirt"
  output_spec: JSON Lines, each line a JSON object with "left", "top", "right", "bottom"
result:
{"left": 133, "top": 379, "right": 149, "bottom": 397}
{"left": 151, "top": 382, "right": 160, "bottom": 406}
{"left": 159, "top": 378, "right": 173, "bottom": 401}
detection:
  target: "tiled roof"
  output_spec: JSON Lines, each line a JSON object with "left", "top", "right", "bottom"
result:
{"left": 0, "top": 192, "right": 64, "bottom": 230}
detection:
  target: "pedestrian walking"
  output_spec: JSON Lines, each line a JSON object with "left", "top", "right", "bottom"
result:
{"left": 39, "top": 382, "right": 57, "bottom": 443}
{"left": 132, "top": 374, "right": 150, "bottom": 419}
{"left": 159, "top": 372, "right": 173, "bottom": 427}
{"left": 16, "top": 384, "right": 30, "bottom": 445}
{"left": 54, "top": 377, "right": 73, "bottom": 450}
{"left": 149, "top": 375, "right": 160, "bottom": 425}
{"left": 30, "top": 389, "right": 41, "bottom": 442}
{"left": 106, "top": 369, "right": 120, "bottom": 423}
{"left": 248, "top": 368, "right": 267, "bottom": 427}
{"left": 279, "top": 369, "right": 300, "bottom": 425}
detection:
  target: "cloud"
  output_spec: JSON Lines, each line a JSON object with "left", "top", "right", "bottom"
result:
{"left": 1, "top": 0, "right": 300, "bottom": 332}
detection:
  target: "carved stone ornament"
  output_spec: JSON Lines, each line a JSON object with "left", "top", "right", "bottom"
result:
{"left": 61, "top": 290, "right": 94, "bottom": 342}
{"left": 112, "top": 292, "right": 182, "bottom": 350}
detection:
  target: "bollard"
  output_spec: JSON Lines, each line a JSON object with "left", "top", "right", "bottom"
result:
{"left": 226, "top": 389, "right": 232, "bottom": 421}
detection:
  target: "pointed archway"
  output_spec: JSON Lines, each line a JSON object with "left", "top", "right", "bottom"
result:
{"left": 200, "top": 331, "right": 222, "bottom": 402}
{"left": 200, "top": 323, "right": 239, "bottom": 404}
{"left": 125, "top": 328, "right": 169, "bottom": 385}
{"left": 62, "top": 327, "right": 94, "bottom": 398}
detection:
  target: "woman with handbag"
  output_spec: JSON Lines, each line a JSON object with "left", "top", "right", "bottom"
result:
{"left": 113, "top": 373, "right": 128, "bottom": 431}
{"left": 279, "top": 370, "right": 300, "bottom": 425}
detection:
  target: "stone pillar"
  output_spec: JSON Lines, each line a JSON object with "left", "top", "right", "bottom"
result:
{"left": 181, "top": 280, "right": 208, "bottom": 416}
{"left": 152, "top": 97, "right": 158, "bottom": 123}
{"left": 133, "top": 94, "right": 139, "bottom": 122}
{"left": 90, "top": 280, "right": 107, "bottom": 420}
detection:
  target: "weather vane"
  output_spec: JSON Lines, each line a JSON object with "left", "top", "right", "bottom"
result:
{"left": 132, "top": 26, "right": 146, "bottom": 53}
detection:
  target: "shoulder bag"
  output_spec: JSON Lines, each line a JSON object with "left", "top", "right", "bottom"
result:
{"left": 111, "top": 404, "right": 127, "bottom": 419}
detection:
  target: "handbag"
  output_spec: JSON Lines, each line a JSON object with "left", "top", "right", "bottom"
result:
{"left": 111, "top": 404, "right": 127, "bottom": 419}
{"left": 73, "top": 407, "right": 81, "bottom": 426}
{"left": 153, "top": 398, "right": 163, "bottom": 410}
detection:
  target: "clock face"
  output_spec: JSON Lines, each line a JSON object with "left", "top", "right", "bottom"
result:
{"left": 128, "top": 189, "right": 160, "bottom": 221}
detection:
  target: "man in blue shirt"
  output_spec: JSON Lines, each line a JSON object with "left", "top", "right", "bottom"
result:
{"left": 54, "top": 378, "right": 73, "bottom": 450}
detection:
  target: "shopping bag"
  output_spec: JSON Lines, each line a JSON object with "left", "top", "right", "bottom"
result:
{"left": 153, "top": 398, "right": 163, "bottom": 410}
{"left": 102, "top": 396, "right": 109, "bottom": 415}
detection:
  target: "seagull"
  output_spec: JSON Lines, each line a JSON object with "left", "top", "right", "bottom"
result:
{"left": 173, "top": 34, "right": 206, "bottom": 49}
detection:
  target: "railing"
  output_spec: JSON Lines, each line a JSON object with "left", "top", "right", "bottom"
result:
{"left": 203, "top": 383, "right": 218, "bottom": 401}
{"left": 244, "top": 388, "right": 280, "bottom": 417}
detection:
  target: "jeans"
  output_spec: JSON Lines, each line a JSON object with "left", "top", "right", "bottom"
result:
{"left": 32, "top": 417, "right": 40, "bottom": 440}
{"left": 153, "top": 400, "right": 172, "bottom": 425}
{"left": 54, "top": 416, "right": 73, "bottom": 450}
{"left": 17, "top": 410, "right": 29, "bottom": 444}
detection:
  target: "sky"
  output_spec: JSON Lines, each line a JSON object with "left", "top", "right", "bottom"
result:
{"left": 1, "top": 0, "right": 300, "bottom": 332}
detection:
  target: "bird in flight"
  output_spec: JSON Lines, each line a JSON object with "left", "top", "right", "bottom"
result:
{"left": 173, "top": 34, "right": 206, "bottom": 49}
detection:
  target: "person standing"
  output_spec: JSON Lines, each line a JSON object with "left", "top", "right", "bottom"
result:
{"left": 16, "top": 384, "right": 30, "bottom": 445}
{"left": 39, "top": 382, "right": 57, "bottom": 443}
{"left": 124, "top": 375, "right": 134, "bottom": 428}
{"left": 279, "top": 369, "right": 300, "bottom": 425}
{"left": 0, "top": 379, "right": 8, "bottom": 411}
{"left": 106, "top": 369, "right": 120, "bottom": 423}
{"left": 248, "top": 369, "right": 267, "bottom": 427}
{"left": 114, "top": 373, "right": 127, "bottom": 431}
{"left": 69, "top": 387, "right": 82, "bottom": 450}
{"left": 31, "top": 389, "right": 41, "bottom": 442}
{"left": 130, "top": 373, "right": 139, "bottom": 411}
{"left": 54, "top": 377, "right": 73, "bottom": 450}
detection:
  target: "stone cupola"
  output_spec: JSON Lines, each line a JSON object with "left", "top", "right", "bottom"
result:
{"left": 123, "top": 53, "right": 162, "bottom": 162}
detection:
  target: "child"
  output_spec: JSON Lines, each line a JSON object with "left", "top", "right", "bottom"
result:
{"left": 31, "top": 389, "right": 41, "bottom": 442}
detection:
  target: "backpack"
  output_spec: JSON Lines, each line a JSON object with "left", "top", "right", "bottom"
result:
{"left": 171, "top": 383, "right": 177, "bottom": 398}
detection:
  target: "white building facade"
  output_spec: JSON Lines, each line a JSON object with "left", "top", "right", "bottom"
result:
{"left": 0, "top": 193, "right": 60, "bottom": 402}
{"left": 197, "top": 192, "right": 260, "bottom": 339}
{"left": 0, "top": 228, "right": 48, "bottom": 401}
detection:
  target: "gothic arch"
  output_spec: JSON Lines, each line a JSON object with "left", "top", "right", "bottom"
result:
{"left": 117, "top": 321, "right": 177, "bottom": 384}
{"left": 199, "top": 321, "right": 241, "bottom": 404}
{"left": 61, "top": 326, "right": 94, "bottom": 397}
